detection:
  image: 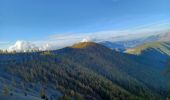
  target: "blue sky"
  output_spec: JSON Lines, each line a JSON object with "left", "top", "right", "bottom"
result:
{"left": 0, "top": 0, "right": 170, "bottom": 49}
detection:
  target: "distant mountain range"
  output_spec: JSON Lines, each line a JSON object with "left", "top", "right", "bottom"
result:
{"left": 100, "top": 34, "right": 159, "bottom": 51}
{"left": 100, "top": 31, "right": 170, "bottom": 51}
{"left": 0, "top": 42, "right": 169, "bottom": 100}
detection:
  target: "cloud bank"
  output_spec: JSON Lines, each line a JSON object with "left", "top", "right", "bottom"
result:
{"left": 5, "top": 20, "right": 170, "bottom": 52}
{"left": 8, "top": 40, "right": 39, "bottom": 52}
{"left": 7, "top": 30, "right": 168, "bottom": 52}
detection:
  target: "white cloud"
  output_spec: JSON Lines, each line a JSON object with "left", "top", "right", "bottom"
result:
{"left": 81, "top": 37, "right": 91, "bottom": 42}
{"left": 8, "top": 40, "right": 39, "bottom": 52}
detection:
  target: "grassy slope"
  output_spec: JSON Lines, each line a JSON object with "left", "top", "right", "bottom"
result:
{"left": 126, "top": 42, "right": 170, "bottom": 55}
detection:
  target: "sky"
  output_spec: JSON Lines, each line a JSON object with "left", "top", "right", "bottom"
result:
{"left": 0, "top": 0, "right": 170, "bottom": 50}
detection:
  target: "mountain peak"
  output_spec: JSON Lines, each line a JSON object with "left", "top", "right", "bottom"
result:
{"left": 71, "top": 42, "right": 99, "bottom": 49}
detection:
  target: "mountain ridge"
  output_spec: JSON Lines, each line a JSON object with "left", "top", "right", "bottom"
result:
{"left": 125, "top": 41, "right": 170, "bottom": 55}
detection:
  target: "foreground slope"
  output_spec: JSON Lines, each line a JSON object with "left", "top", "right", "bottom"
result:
{"left": 0, "top": 42, "right": 167, "bottom": 100}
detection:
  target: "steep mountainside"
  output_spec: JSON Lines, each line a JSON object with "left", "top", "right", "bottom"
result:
{"left": 125, "top": 41, "right": 170, "bottom": 99}
{"left": 125, "top": 41, "right": 170, "bottom": 69}
{"left": 70, "top": 42, "right": 168, "bottom": 95}
{"left": 0, "top": 42, "right": 168, "bottom": 100}
{"left": 125, "top": 41, "right": 170, "bottom": 74}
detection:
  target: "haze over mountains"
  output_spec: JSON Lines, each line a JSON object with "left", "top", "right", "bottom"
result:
{"left": 101, "top": 30, "right": 170, "bottom": 51}
{"left": 4, "top": 29, "right": 170, "bottom": 52}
